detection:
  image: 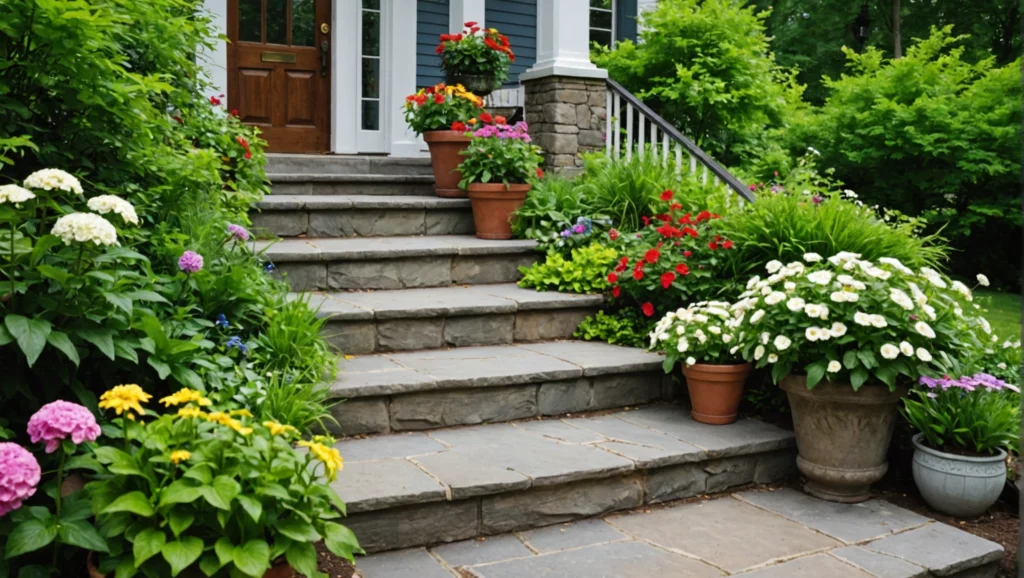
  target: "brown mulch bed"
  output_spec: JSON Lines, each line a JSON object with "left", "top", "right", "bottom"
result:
{"left": 316, "top": 542, "right": 357, "bottom": 578}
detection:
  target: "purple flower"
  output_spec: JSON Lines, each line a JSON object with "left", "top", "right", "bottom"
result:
{"left": 572, "top": 224, "right": 586, "bottom": 234}
{"left": 919, "top": 376, "right": 940, "bottom": 389}
{"left": 0, "top": 443, "right": 40, "bottom": 517}
{"left": 178, "top": 250, "right": 204, "bottom": 274}
{"left": 560, "top": 229, "right": 573, "bottom": 238}
{"left": 227, "top": 223, "right": 250, "bottom": 241}
{"left": 27, "top": 401, "right": 101, "bottom": 454}
{"left": 811, "top": 195, "right": 823, "bottom": 204}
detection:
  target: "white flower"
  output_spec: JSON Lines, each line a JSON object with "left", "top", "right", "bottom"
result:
{"left": 878, "top": 257, "right": 913, "bottom": 274}
{"left": 804, "top": 304, "right": 829, "bottom": 320}
{"left": 686, "top": 357, "right": 697, "bottom": 367}
{"left": 706, "top": 307, "right": 730, "bottom": 319}
{"left": 766, "top": 260, "right": 783, "bottom": 274}
{"left": 722, "top": 334, "right": 733, "bottom": 343}
{"left": 808, "top": 147, "right": 821, "bottom": 156}
{"left": 853, "top": 312, "right": 872, "bottom": 326}
{"left": 842, "top": 189, "right": 857, "bottom": 198}
{"left": 921, "top": 304, "right": 937, "bottom": 321}
{"left": 869, "top": 314, "right": 887, "bottom": 328}
{"left": 24, "top": 168, "right": 84, "bottom": 194}
{"left": 880, "top": 344, "right": 900, "bottom": 360}
{"left": 915, "top": 321, "right": 936, "bottom": 339}
{"left": 803, "top": 252, "right": 822, "bottom": 262}
{"left": 693, "top": 314, "right": 709, "bottom": 323}
{"left": 87, "top": 195, "right": 139, "bottom": 226}
{"left": 916, "top": 348, "right": 933, "bottom": 362}
{"left": 760, "top": 285, "right": 773, "bottom": 296}
{"left": 677, "top": 340, "right": 689, "bottom": 353}
{"left": 784, "top": 281, "right": 797, "bottom": 293}
{"left": 998, "top": 362, "right": 1007, "bottom": 370}
{"left": 695, "top": 330, "right": 707, "bottom": 344}
{"left": 761, "top": 332, "right": 770, "bottom": 345}
{"left": 889, "top": 289, "right": 914, "bottom": 311}
{"left": 919, "top": 267, "right": 947, "bottom": 289}
{"left": 830, "top": 291, "right": 850, "bottom": 303}
{"left": 708, "top": 326, "right": 722, "bottom": 335}
{"left": 0, "top": 184, "right": 36, "bottom": 204}
{"left": 899, "top": 341, "right": 914, "bottom": 356}
{"left": 828, "top": 251, "right": 862, "bottom": 266}
{"left": 976, "top": 274, "right": 990, "bottom": 287}
{"left": 764, "top": 291, "right": 786, "bottom": 305}
{"left": 786, "top": 297, "right": 806, "bottom": 312}
{"left": 782, "top": 262, "right": 805, "bottom": 276}
{"left": 746, "top": 276, "right": 762, "bottom": 290}
{"left": 774, "top": 335, "right": 792, "bottom": 351}
{"left": 979, "top": 317, "right": 992, "bottom": 335}
{"left": 805, "top": 327, "right": 824, "bottom": 341}
{"left": 658, "top": 333, "right": 670, "bottom": 342}
{"left": 730, "top": 346, "right": 740, "bottom": 355}
{"left": 750, "top": 310, "right": 765, "bottom": 324}
{"left": 51, "top": 213, "right": 118, "bottom": 246}
{"left": 865, "top": 267, "right": 891, "bottom": 280}
{"left": 830, "top": 322, "right": 848, "bottom": 337}
{"left": 767, "top": 353, "right": 779, "bottom": 363}
{"left": 827, "top": 360, "right": 842, "bottom": 373}
{"left": 676, "top": 326, "right": 686, "bottom": 335}
{"left": 950, "top": 280, "right": 972, "bottom": 301}
{"left": 754, "top": 345, "right": 766, "bottom": 360}
{"left": 806, "top": 270, "right": 833, "bottom": 285}
{"left": 836, "top": 274, "right": 866, "bottom": 290}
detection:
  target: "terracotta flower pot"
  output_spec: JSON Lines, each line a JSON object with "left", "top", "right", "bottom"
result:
{"left": 88, "top": 553, "right": 296, "bottom": 577}
{"left": 467, "top": 182, "right": 530, "bottom": 239}
{"left": 781, "top": 375, "right": 905, "bottom": 503}
{"left": 681, "top": 363, "right": 752, "bottom": 425}
{"left": 423, "top": 130, "right": 471, "bottom": 198}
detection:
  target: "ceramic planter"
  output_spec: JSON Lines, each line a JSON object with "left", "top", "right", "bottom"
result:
{"left": 780, "top": 375, "right": 905, "bottom": 503}
{"left": 423, "top": 130, "right": 471, "bottom": 198}
{"left": 681, "top": 363, "right": 752, "bottom": 425}
{"left": 912, "top": 433, "right": 1007, "bottom": 517}
{"left": 467, "top": 182, "right": 530, "bottom": 239}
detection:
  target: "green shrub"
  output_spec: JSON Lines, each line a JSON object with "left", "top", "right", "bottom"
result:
{"left": 574, "top": 309, "right": 649, "bottom": 349}
{"left": 518, "top": 243, "right": 617, "bottom": 294}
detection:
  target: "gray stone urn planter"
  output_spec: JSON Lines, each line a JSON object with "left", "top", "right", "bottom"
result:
{"left": 912, "top": 433, "right": 1007, "bottom": 517}
{"left": 781, "top": 375, "right": 905, "bottom": 503}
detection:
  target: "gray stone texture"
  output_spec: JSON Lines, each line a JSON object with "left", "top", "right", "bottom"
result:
{"left": 376, "top": 318, "right": 444, "bottom": 351}
{"left": 432, "top": 535, "right": 533, "bottom": 568}
{"left": 443, "top": 314, "right": 515, "bottom": 347}
{"left": 468, "top": 540, "right": 720, "bottom": 578}
{"left": 345, "top": 500, "right": 479, "bottom": 553}
{"left": 514, "top": 308, "right": 593, "bottom": 341}
{"left": 329, "top": 398, "right": 390, "bottom": 436}
{"left": 831, "top": 547, "right": 928, "bottom": 578}
{"left": 274, "top": 262, "right": 325, "bottom": 291}
{"left": 524, "top": 76, "right": 608, "bottom": 173}
{"left": 323, "top": 320, "right": 376, "bottom": 354}
{"left": 329, "top": 257, "right": 453, "bottom": 290}
{"left": 354, "top": 548, "right": 453, "bottom": 578}
{"left": 735, "top": 554, "right": 876, "bottom": 578}
{"left": 451, "top": 254, "right": 536, "bottom": 285}
{"left": 338, "top": 458, "right": 446, "bottom": 513}
{"left": 249, "top": 210, "right": 308, "bottom": 237}
{"left": 518, "top": 519, "right": 626, "bottom": 554}
{"left": 863, "top": 524, "right": 1004, "bottom": 576}
{"left": 389, "top": 386, "right": 537, "bottom": 430}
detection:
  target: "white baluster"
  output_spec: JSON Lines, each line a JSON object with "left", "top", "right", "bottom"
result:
{"left": 701, "top": 165, "right": 708, "bottom": 184}
{"left": 605, "top": 90, "right": 612, "bottom": 158}
{"left": 689, "top": 154, "right": 697, "bottom": 175}
{"left": 662, "top": 133, "right": 669, "bottom": 166}
{"left": 650, "top": 124, "right": 658, "bottom": 163}
{"left": 713, "top": 176, "right": 719, "bottom": 187}
{"left": 613, "top": 93, "right": 621, "bottom": 158}
{"left": 674, "top": 143, "right": 682, "bottom": 179}
{"left": 637, "top": 114, "right": 645, "bottom": 159}
{"left": 625, "top": 103, "right": 633, "bottom": 161}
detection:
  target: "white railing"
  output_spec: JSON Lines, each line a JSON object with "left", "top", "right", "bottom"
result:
{"left": 604, "top": 78, "right": 754, "bottom": 203}
{"left": 485, "top": 86, "right": 524, "bottom": 108}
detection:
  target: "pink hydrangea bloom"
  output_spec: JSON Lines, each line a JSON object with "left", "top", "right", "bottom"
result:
{"left": 27, "top": 400, "right": 101, "bottom": 453}
{"left": 178, "top": 250, "right": 204, "bottom": 273}
{"left": 227, "top": 224, "right": 250, "bottom": 241}
{"left": 0, "top": 443, "right": 41, "bottom": 517}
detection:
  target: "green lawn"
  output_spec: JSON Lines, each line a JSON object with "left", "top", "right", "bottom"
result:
{"left": 974, "top": 289, "right": 1021, "bottom": 340}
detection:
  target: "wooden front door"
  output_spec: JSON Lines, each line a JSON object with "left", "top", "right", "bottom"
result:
{"left": 227, "top": 0, "right": 331, "bottom": 153}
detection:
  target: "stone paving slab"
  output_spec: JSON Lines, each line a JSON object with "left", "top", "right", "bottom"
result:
{"left": 353, "top": 493, "right": 1002, "bottom": 578}
{"left": 517, "top": 340, "right": 664, "bottom": 376}
{"left": 466, "top": 283, "right": 604, "bottom": 311}
{"left": 615, "top": 405, "right": 796, "bottom": 458}
{"left": 257, "top": 194, "right": 470, "bottom": 210}
{"left": 341, "top": 459, "right": 447, "bottom": 513}
{"left": 255, "top": 235, "right": 537, "bottom": 263}
{"left": 267, "top": 172, "right": 434, "bottom": 183}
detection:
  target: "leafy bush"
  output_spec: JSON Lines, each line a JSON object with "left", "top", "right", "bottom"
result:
{"left": 511, "top": 174, "right": 606, "bottom": 254}
{"left": 574, "top": 309, "right": 649, "bottom": 349}
{"left": 458, "top": 115, "right": 543, "bottom": 188}
{"left": 401, "top": 83, "right": 484, "bottom": 135}
{"left": 903, "top": 374, "right": 1019, "bottom": 455}
{"left": 518, "top": 243, "right": 617, "bottom": 294}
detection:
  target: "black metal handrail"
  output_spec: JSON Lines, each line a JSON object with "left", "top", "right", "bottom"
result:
{"left": 606, "top": 78, "right": 754, "bottom": 203}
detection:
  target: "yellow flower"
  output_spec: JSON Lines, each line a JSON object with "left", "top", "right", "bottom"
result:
{"left": 169, "top": 450, "right": 191, "bottom": 465}
{"left": 263, "top": 421, "right": 298, "bottom": 437}
{"left": 205, "top": 411, "right": 232, "bottom": 426}
{"left": 99, "top": 384, "right": 152, "bottom": 420}
{"left": 229, "top": 409, "right": 253, "bottom": 418}
{"left": 159, "top": 388, "right": 212, "bottom": 408}
{"left": 298, "top": 440, "right": 344, "bottom": 481}
{"left": 177, "top": 407, "right": 206, "bottom": 419}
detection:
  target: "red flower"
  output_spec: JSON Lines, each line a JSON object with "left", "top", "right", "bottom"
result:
{"left": 435, "top": 44, "right": 444, "bottom": 54}
{"left": 642, "top": 302, "right": 655, "bottom": 317}
{"left": 660, "top": 190, "right": 674, "bottom": 201}
{"left": 172, "top": 115, "right": 182, "bottom": 124}
{"left": 244, "top": 151, "right": 252, "bottom": 160}
{"left": 414, "top": 94, "right": 428, "bottom": 105}
{"left": 612, "top": 286, "right": 621, "bottom": 298}
{"left": 722, "top": 240, "right": 734, "bottom": 249}
{"left": 670, "top": 203, "right": 682, "bottom": 212}
{"left": 654, "top": 213, "right": 670, "bottom": 223}
{"left": 464, "top": 20, "right": 478, "bottom": 27}
{"left": 708, "top": 241, "right": 718, "bottom": 250}
{"left": 675, "top": 263, "right": 690, "bottom": 275}
{"left": 209, "top": 95, "right": 221, "bottom": 106}
{"left": 230, "top": 109, "right": 239, "bottom": 117}
{"left": 632, "top": 268, "right": 645, "bottom": 281}
{"left": 536, "top": 167, "right": 544, "bottom": 179}
{"left": 499, "top": 34, "right": 510, "bottom": 47}
{"left": 451, "top": 121, "right": 467, "bottom": 131}
{"left": 609, "top": 228, "right": 619, "bottom": 240}
{"left": 660, "top": 271, "right": 676, "bottom": 289}
{"left": 644, "top": 249, "right": 661, "bottom": 264}
{"left": 479, "top": 112, "right": 493, "bottom": 124}
{"left": 470, "top": 26, "right": 480, "bottom": 34}
{"left": 615, "top": 256, "right": 629, "bottom": 272}
{"left": 641, "top": 216, "right": 650, "bottom": 226}
{"left": 681, "top": 227, "right": 698, "bottom": 238}
{"left": 655, "top": 225, "right": 680, "bottom": 238}
{"left": 484, "top": 37, "right": 501, "bottom": 51}
{"left": 683, "top": 250, "right": 692, "bottom": 257}
{"left": 495, "top": 115, "right": 507, "bottom": 125}
{"left": 679, "top": 213, "right": 692, "bottom": 224}
{"left": 508, "top": 52, "right": 516, "bottom": 62}
{"left": 434, "top": 93, "right": 445, "bottom": 104}
{"left": 695, "top": 210, "right": 713, "bottom": 223}
{"left": 607, "top": 272, "right": 618, "bottom": 284}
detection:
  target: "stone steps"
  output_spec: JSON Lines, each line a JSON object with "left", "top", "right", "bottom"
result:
{"left": 265, "top": 153, "right": 432, "bottom": 176}
{"left": 330, "top": 404, "right": 797, "bottom": 554}
{"left": 258, "top": 235, "right": 539, "bottom": 291}
{"left": 267, "top": 173, "right": 436, "bottom": 197}
{"left": 304, "top": 283, "right": 602, "bottom": 354}
{"left": 250, "top": 195, "right": 473, "bottom": 238}
{"left": 327, "top": 340, "right": 670, "bottom": 435}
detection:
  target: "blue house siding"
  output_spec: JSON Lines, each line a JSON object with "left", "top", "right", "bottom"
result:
{"left": 616, "top": 0, "right": 638, "bottom": 44}
{"left": 417, "top": 0, "right": 450, "bottom": 88}
{"left": 485, "top": 0, "right": 537, "bottom": 85}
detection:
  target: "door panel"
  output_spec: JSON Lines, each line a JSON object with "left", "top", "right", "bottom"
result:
{"left": 227, "top": 0, "right": 330, "bottom": 153}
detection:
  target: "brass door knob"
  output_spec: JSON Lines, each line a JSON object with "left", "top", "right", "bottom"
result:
{"left": 320, "top": 23, "right": 330, "bottom": 34}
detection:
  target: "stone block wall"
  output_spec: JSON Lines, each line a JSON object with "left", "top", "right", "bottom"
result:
{"left": 523, "top": 76, "right": 607, "bottom": 174}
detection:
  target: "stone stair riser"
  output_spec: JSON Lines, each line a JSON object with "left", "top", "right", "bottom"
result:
{"left": 251, "top": 209, "right": 473, "bottom": 238}
{"left": 270, "top": 181, "right": 435, "bottom": 196}
{"left": 266, "top": 155, "right": 432, "bottom": 176}
{"left": 330, "top": 372, "right": 671, "bottom": 435}
{"left": 275, "top": 254, "right": 537, "bottom": 291}
{"left": 323, "top": 307, "right": 596, "bottom": 354}
{"left": 344, "top": 449, "right": 797, "bottom": 553}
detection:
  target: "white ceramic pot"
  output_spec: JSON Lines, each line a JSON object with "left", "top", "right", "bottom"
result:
{"left": 912, "top": 433, "right": 1007, "bottom": 517}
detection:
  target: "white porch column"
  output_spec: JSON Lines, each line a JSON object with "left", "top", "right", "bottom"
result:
{"left": 389, "top": 0, "right": 423, "bottom": 157}
{"left": 519, "top": 0, "right": 607, "bottom": 81}
{"left": 449, "top": 0, "right": 486, "bottom": 33}
{"left": 200, "top": 0, "right": 228, "bottom": 101}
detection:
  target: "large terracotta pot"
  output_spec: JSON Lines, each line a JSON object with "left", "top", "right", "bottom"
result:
{"left": 423, "top": 130, "right": 471, "bottom": 198}
{"left": 467, "top": 182, "right": 529, "bottom": 239}
{"left": 88, "top": 554, "right": 296, "bottom": 577}
{"left": 681, "top": 363, "right": 752, "bottom": 425}
{"left": 912, "top": 433, "right": 1007, "bottom": 517}
{"left": 780, "top": 375, "right": 905, "bottom": 503}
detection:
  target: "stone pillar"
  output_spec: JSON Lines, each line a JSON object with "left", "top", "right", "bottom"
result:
{"left": 520, "top": 0, "right": 608, "bottom": 175}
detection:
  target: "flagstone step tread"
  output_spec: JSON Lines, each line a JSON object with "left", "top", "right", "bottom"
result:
{"left": 331, "top": 341, "right": 663, "bottom": 399}
{"left": 257, "top": 236, "right": 537, "bottom": 262}
{"left": 332, "top": 405, "right": 794, "bottom": 514}
{"left": 267, "top": 173, "right": 435, "bottom": 183}
{"left": 256, "top": 195, "right": 470, "bottom": 211}
{"left": 299, "top": 284, "right": 602, "bottom": 321}
{"left": 351, "top": 490, "right": 1002, "bottom": 577}
{"left": 265, "top": 154, "right": 431, "bottom": 177}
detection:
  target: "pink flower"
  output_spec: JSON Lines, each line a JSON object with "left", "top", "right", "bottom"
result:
{"left": 27, "top": 400, "right": 101, "bottom": 454}
{"left": 0, "top": 443, "right": 40, "bottom": 517}
{"left": 178, "top": 250, "right": 204, "bottom": 273}
{"left": 227, "top": 223, "right": 250, "bottom": 241}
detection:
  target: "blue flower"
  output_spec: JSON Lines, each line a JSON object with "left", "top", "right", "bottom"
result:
{"left": 226, "top": 336, "right": 248, "bottom": 354}
{"left": 264, "top": 263, "right": 276, "bottom": 273}
{"left": 215, "top": 313, "right": 229, "bottom": 328}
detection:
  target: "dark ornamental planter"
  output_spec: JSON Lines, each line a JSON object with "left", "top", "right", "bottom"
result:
{"left": 423, "top": 130, "right": 471, "bottom": 198}
{"left": 445, "top": 73, "right": 502, "bottom": 98}
{"left": 681, "top": 362, "right": 752, "bottom": 425}
{"left": 467, "top": 182, "right": 530, "bottom": 239}
{"left": 780, "top": 375, "right": 905, "bottom": 503}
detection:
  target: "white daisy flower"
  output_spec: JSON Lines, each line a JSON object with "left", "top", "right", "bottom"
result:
{"left": 766, "top": 260, "right": 783, "bottom": 274}
{"left": 746, "top": 276, "right": 762, "bottom": 290}
{"left": 853, "top": 312, "right": 872, "bottom": 326}
{"left": 869, "top": 314, "right": 887, "bottom": 328}
{"left": 708, "top": 326, "right": 722, "bottom": 335}
{"left": 916, "top": 348, "right": 933, "bottom": 362}
{"left": 976, "top": 274, "right": 990, "bottom": 287}
{"left": 784, "top": 281, "right": 797, "bottom": 293}
{"left": 998, "top": 362, "right": 1007, "bottom": 370}
{"left": 774, "top": 335, "right": 792, "bottom": 350}
{"left": 750, "top": 310, "right": 765, "bottom": 324}
{"left": 889, "top": 289, "right": 914, "bottom": 311}
{"left": 761, "top": 332, "right": 770, "bottom": 345}
{"left": 803, "top": 252, "right": 822, "bottom": 262}
{"left": 827, "top": 360, "right": 842, "bottom": 373}
{"left": 878, "top": 257, "right": 913, "bottom": 274}
{"left": 722, "top": 334, "right": 733, "bottom": 343}
{"left": 915, "top": 321, "right": 936, "bottom": 339}
{"left": 830, "top": 322, "right": 848, "bottom": 337}
{"left": 730, "top": 346, "right": 740, "bottom": 355}
{"left": 787, "top": 297, "right": 806, "bottom": 312}
{"left": 767, "top": 353, "right": 779, "bottom": 363}
{"left": 899, "top": 342, "right": 914, "bottom": 356}
{"left": 880, "top": 344, "right": 900, "bottom": 360}
{"left": 764, "top": 291, "right": 786, "bottom": 305}
{"left": 677, "top": 340, "right": 689, "bottom": 353}
{"left": 806, "top": 270, "right": 833, "bottom": 285}
{"left": 805, "top": 327, "right": 823, "bottom": 341}
{"left": 754, "top": 345, "right": 766, "bottom": 360}
{"left": 686, "top": 357, "right": 697, "bottom": 366}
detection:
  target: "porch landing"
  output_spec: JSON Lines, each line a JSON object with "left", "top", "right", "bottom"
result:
{"left": 353, "top": 487, "right": 1004, "bottom": 578}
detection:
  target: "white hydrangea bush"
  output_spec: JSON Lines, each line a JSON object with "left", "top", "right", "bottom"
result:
{"left": 734, "top": 252, "right": 991, "bottom": 390}
{"left": 649, "top": 300, "right": 756, "bottom": 372}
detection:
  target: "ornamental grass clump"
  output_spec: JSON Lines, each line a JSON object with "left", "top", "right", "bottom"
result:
{"left": 733, "top": 251, "right": 993, "bottom": 389}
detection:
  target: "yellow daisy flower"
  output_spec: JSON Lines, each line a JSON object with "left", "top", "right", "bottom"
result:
{"left": 159, "top": 388, "right": 212, "bottom": 407}
{"left": 177, "top": 406, "right": 206, "bottom": 419}
{"left": 205, "top": 411, "right": 232, "bottom": 426}
{"left": 263, "top": 421, "right": 298, "bottom": 437}
{"left": 98, "top": 384, "right": 152, "bottom": 420}
{"left": 229, "top": 409, "right": 253, "bottom": 418}
{"left": 169, "top": 450, "right": 191, "bottom": 465}
{"left": 298, "top": 440, "right": 344, "bottom": 481}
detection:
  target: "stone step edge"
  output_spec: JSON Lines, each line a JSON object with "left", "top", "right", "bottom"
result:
{"left": 256, "top": 237, "right": 538, "bottom": 263}
{"left": 267, "top": 173, "right": 434, "bottom": 183}
{"left": 254, "top": 195, "right": 470, "bottom": 211}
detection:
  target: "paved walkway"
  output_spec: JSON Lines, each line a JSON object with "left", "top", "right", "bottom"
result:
{"left": 353, "top": 488, "right": 1003, "bottom": 578}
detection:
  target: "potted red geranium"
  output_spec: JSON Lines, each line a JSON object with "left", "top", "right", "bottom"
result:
{"left": 437, "top": 22, "right": 514, "bottom": 97}
{"left": 403, "top": 82, "right": 484, "bottom": 197}
{"left": 457, "top": 114, "right": 543, "bottom": 239}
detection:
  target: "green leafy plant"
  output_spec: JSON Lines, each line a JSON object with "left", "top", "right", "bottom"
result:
{"left": 518, "top": 243, "right": 617, "bottom": 295}
{"left": 86, "top": 386, "right": 361, "bottom": 577}
{"left": 903, "top": 374, "right": 1020, "bottom": 456}
{"left": 649, "top": 301, "right": 755, "bottom": 373}
{"left": 401, "top": 82, "right": 484, "bottom": 135}
{"left": 437, "top": 22, "right": 514, "bottom": 84}
{"left": 457, "top": 116, "right": 543, "bottom": 189}
{"left": 574, "top": 309, "right": 649, "bottom": 349}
